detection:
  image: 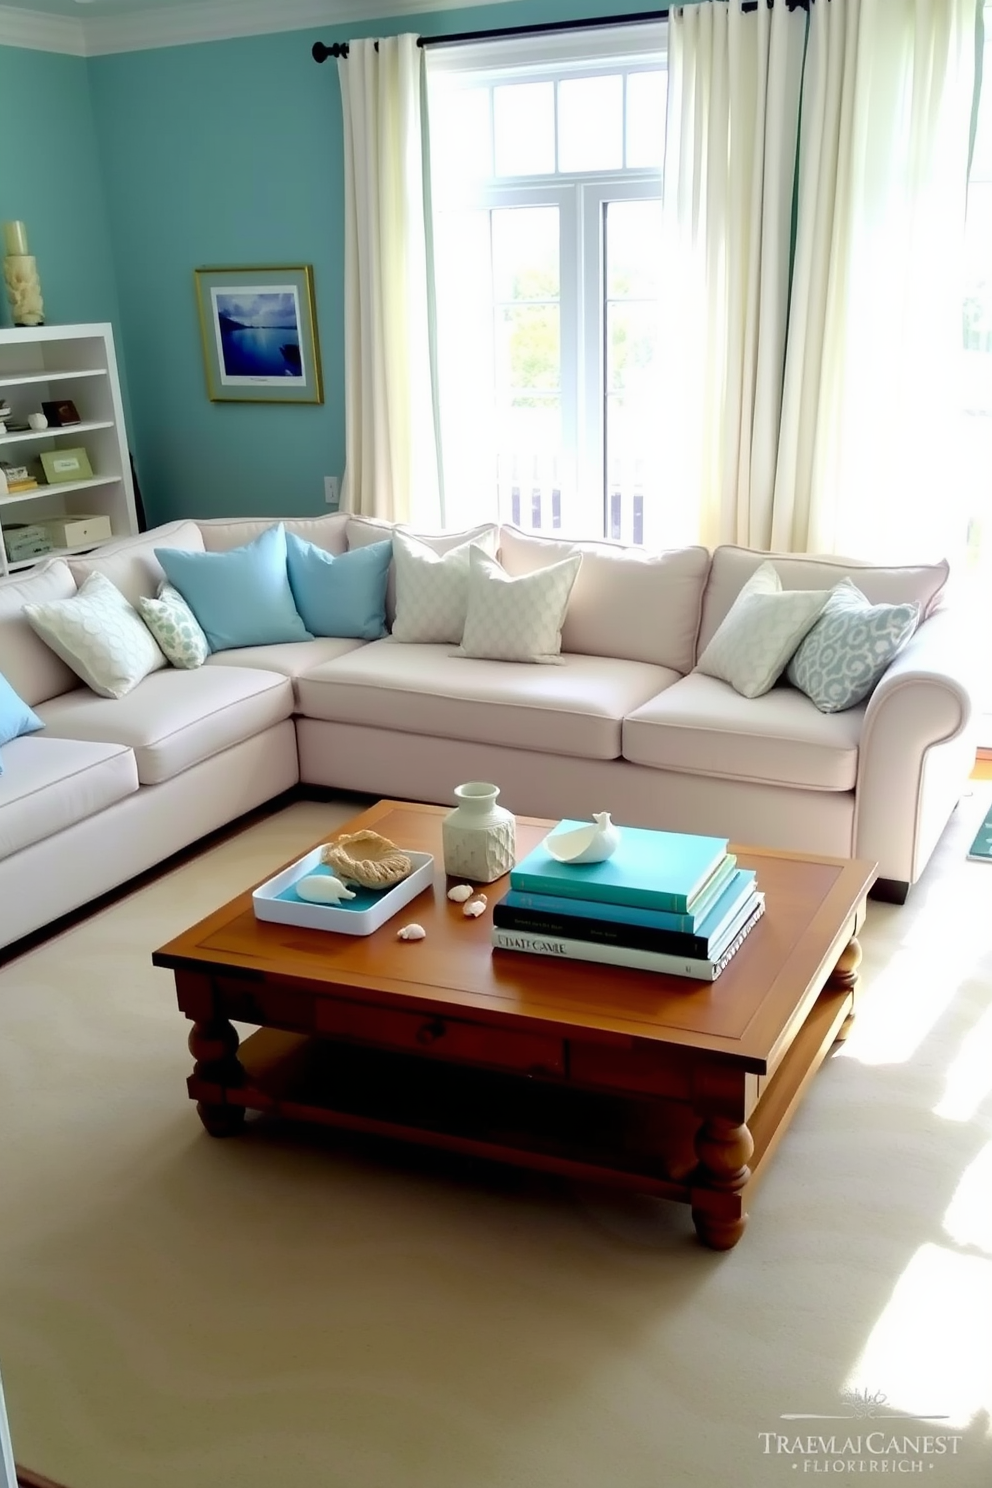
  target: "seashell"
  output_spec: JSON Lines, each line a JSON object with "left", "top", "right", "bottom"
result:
{"left": 544, "top": 812, "right": 621, "bottom": 865}
{"left": 397, "top": 923, "right": 426, "bottom": 940}
{"left": 296, "top": 874, "right": 356, "bottom": 904}
{"left": 321, "top": 830, "right": 412, "bottom": 890}
{"left": 447, "top": 884, "right": 474, "bottom": 902}
{"left": 463, "top": 898, "right": 487, "bottom": 918}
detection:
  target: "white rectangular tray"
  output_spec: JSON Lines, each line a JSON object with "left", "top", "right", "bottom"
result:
{"left": 252, "top": 848, "right": 435, "bottom": 936}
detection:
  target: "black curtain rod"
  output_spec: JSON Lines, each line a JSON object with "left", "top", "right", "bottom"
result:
{"left": 312, "top": 8, "right": 668, "bottom": 63}
{"left": 311, "top": 0, "right": 812, "bottom": 61}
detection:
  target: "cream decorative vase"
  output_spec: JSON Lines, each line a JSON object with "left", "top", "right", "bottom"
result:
{"left": 2, "top": 221, "right": 44, "bottom": 327}
{"left": 442, "top": 781, "right": 516, "bottom": 884}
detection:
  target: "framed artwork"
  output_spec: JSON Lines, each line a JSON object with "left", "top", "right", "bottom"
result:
{"left": 194, "top": 265, "right": 323, "bottom": 404}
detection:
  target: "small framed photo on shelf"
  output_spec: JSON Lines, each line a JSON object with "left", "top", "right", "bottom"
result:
{"left": 40, "top": 446, "right": 93, "bottom": 484}
{"left": 194, "top": 264, "right": 323, "bottom": 404}
{"left": 41, "top": 399, "right": 81, "bottom": 427}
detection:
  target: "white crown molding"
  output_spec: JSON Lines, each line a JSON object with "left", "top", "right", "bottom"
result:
{"left": 0, "top": 4, "right": 85, "bottom": 54}
{"left": 0, "top": 0, "right": 523, "bottom": 59}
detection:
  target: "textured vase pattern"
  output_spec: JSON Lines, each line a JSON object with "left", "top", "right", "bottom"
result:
{"left": 3, "top": 255, "right": 44, "bottom": 326}
{"left": 442, "top": 783, "right": 516, "bottom": 884}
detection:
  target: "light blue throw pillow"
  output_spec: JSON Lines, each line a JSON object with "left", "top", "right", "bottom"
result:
{"left": 786, "top": 578, "right": 920, "bottom": 712}
{"left": 154, "top": 524, "right": 312, "bottom": 652}
{"left": 0, "top": 670, "right": 43, "bottom": 766}
{"left": 285, "top": 533, "right": 391, "bottom": 639}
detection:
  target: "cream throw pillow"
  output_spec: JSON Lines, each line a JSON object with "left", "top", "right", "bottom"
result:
{"left": 23, "top": 570, "right": 167, "bottom": 699}
{"left": 391, "top": 528, "right": 498, "bottom": 644}
{"left": 695, "top": 561, "right": 830, "bottom": 698}
{"left": 458, "top": 547, "right": 582, "bottom": 663}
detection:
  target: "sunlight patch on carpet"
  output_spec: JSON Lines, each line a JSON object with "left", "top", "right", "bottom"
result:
{"left": 845, "top": 1243, "right": 992, "bottom": 1429}
{"left": 943, "top": 1141, "right": 992, "bottom": 1255}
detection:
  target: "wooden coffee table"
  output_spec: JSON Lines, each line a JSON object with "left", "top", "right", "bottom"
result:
{"left": 153, "top": 800, "right": 877, "bottom": 1249}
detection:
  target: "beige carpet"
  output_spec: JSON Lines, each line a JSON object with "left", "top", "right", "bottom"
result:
{"left": 1, "top": 792, "right": 991, "bottom": 1488}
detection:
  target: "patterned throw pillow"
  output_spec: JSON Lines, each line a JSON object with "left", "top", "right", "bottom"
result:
{"left": 695, "top": 561, "right": 830, "bottom": 699}
{"left": 23, "top": 571, "right": 167, "bottom": 699}
{"left": 458, "top": 547, "right": 582, "bottom": 663}
{"left": 786, "top": 578, "right": 920, "bottom": 712}
{"left": 137, "top": 583, "right": 211, "bottom": 669}
{"left": 391, "top": 528, "right": 498, "bottom": 644}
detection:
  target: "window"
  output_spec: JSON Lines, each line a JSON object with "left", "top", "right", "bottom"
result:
{"left": 426, "top": 24, "right": 667, "bottom": 543}
{"left": 960, "top": 8, "right": 992, "bottom": 736}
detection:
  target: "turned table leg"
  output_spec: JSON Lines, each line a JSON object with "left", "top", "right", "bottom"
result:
{"left": 691, "top": 1116, "right": 754, "bottom": 1250}
{"left": 830, "top": 936, "right": 862, "bottom": 1042}
{"left": 188, "top": 1017, "right": 246, "bottom": 1137}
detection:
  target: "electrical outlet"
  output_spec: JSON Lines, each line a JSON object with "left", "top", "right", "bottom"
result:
{"left": 324, "top": 475, "right": 340, "bottom": 506}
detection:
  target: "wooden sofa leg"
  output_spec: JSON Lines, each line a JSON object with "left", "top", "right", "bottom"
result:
{"left": 870, "top": 878, "right": 910, "bottom": 905}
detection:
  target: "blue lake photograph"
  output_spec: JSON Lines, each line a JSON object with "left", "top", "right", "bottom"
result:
{"left": 212, "top": 288, "right": 304, "bottom": 381}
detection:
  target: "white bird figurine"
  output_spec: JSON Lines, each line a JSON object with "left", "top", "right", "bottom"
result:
{"left": 296, "top": 874, "right": 357, "bottom": 904}
{"left": 544, "top": 812, "right": 621, "bottom": 865}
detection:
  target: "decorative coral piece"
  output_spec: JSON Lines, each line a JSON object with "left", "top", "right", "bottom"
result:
{"left": 320, "top": 830, "right": 412, "bottom": 889}
{"left": 463, "top": 898, "right": 487, "bottom": 918}
{"left": 397, "top": 923, "right": 426, "bottom": 940}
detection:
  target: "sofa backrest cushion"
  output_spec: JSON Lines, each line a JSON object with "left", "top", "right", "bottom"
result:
{"left": 197, "top": 513, "right": 350, "bottom": 554}
{"left": 497, "top": 526, "right": 710, "bottom": 673}
{"left": 68, "top": 520, "right": 206, "bottom": 608}
{"left": 0, "top": 559, "right": 81, "bottom": 704}
{"left": 347, "top": 517, "right": 500, "bottom": 626}
{"left": 696, "top": 546, "right": 949, "bottom": 658}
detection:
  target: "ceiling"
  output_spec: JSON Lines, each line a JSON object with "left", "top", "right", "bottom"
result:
{"left": 9, "top": 0, "right": 226, "bottom": 15}
{"left": 0, "top": 0, "right": 518, "bottom": 53}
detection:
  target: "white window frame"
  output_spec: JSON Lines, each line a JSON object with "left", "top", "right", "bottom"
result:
{"left": 426, "top": 22, "right": 666, "bottom": 540}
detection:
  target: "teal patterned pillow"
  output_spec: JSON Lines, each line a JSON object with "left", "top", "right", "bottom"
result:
{"left": 138, "top": 583, "right": 211, "bottom": 669}
{"left": 786, "top": 579, "right": 920, "bottom": 712}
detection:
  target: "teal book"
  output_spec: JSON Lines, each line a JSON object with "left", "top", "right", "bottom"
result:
{"left": 509, "top": 822, "right": 730, "bottom": 913}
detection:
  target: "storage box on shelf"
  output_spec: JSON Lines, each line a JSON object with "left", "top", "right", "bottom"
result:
{"left": 0, "top": 323, "right": 138, "bottom": 574}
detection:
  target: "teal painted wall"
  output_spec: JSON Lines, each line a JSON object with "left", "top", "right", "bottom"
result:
{"left": 90, "top": 0, "right": 665, "bottom": 525}
{"left": 0, "top": 47, "right": 121, "bottom": 329}
{"left": 3, "top": 1, "right": 664, "bottom": 525}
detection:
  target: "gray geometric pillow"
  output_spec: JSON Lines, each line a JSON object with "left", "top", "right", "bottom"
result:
{"left": 786, "top": 578, "right": 920, "bottom": 713}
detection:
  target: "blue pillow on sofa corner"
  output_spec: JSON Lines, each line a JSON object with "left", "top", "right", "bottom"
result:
{"left": 285, "top": 533, "right": 392, "bottom": 639}
{"left": 0, "top": 671, "right": 44, "bottom": 768}
{"left": 154, "top": 523, "right": 312, "bottom": 652}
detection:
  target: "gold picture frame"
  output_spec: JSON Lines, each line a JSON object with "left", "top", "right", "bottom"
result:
{"left": 194, "top": 264, "right": 324, "bottom": 404}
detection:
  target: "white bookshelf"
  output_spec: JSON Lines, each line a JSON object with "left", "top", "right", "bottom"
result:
{"left": 0, "top": 323, "right": 138, "bottom": 575}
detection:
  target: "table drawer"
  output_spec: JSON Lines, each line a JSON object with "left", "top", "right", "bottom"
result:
{"left": 315, "top": 999, "right": 564, "bottom": 1078}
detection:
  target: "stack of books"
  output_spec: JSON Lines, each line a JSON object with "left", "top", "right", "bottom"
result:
{"left": 492, "top": 822, "right": 764, "bottom": 981}
{"left": 0, "top": 461, "right": 39, "bottom": 494}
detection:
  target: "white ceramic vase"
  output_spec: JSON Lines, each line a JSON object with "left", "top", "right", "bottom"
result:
{"left": 442, "top": 781, "right": 516, "bottom": 884}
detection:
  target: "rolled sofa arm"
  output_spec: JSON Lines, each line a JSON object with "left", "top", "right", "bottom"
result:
{"left": 854, "top": 608, "right": 978, "bottom": 890}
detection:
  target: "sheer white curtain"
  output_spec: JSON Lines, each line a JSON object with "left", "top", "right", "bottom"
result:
{"left": 338, "top": 35, "right": 442, "bottom": 526}
{"left": 772, "top": 0, "right": 977, "bottom": 561}
{"left": 659, "top": 0, "right": 807, "bottom": 549}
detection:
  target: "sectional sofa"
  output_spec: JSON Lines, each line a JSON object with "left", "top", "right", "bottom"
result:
{"left": 0, "top": 512, "right": 976, "bottom": 953}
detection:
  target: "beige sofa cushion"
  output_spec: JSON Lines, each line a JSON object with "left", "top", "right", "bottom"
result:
{"left": 0, "top": 735, "right": 138, "bottom": 857}
{"left": 697, "top": 546, "right": 949, "bottom": 657}
{"left": 68, "top": 520, "right": 206, "bottom": 608}
{"left": 497, "top": 525, "right": 710, "bottom": 672}
{"left": 204, "top": 637, "right": 366, "bottom": 679}
{"left": 35, "top": 667, "right": 294, "bottom": 786}
{"left": 623, "top": 671, "right": 863, "bottom": 791}
{"left": 0, "top": 559, "right": 81, "bottom": 705}
{"left": 297, "top": 638, "right": 675, "bottom": 761}
{"left": 196, "top": 514, "right": 350, "bottom": 554}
